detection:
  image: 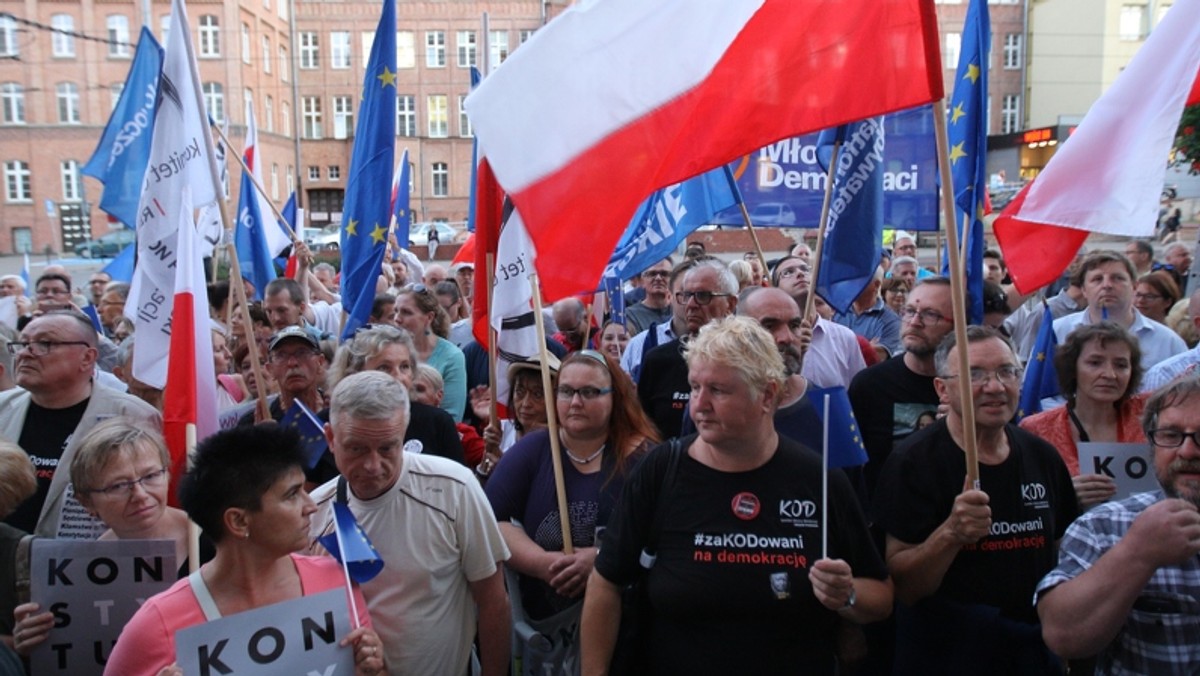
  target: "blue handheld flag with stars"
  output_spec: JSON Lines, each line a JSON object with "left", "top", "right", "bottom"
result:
{"left": 942, "top": 0, "right": 989, "bottom": 325}
{"left": 1017, "top": 302, "right": 1059, "bottom": 420}
{"left": 279, "top": 399, "right": 328, "bottom": 469}
{"left": 319, "top": 502, "right": 385, "bottom": 583}
{"left": 390, "top": 148, "right": 412, "bottom": 250}
{"left": 339, "top": 0, "right": 397, "bottom": 340}
{"left": 810, "top": 386, "right": 869, "bottom": 468}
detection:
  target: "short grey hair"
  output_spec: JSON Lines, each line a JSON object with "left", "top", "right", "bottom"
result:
{"left": 327, "top": 324, "right": 418, "bottom": 390}
{"left": 330, "top": 371, "right": 410, "bottom": 427}
{"left": 0, "top": 274, "right": 25, "bottom": 291}
{"left": 103, "top": 282, "right": 131, "bottom": 301}
{"left": 313, "top": 262, "right": 337, "bottom": 277}
{"left": 116, "top": 334, "right": 136, "bottom": 367}
{"left": 685, "top": 258, "right": 738, "bottom": 295}
{"left": 892, "top": 256, "right": 919, "bottom": 269}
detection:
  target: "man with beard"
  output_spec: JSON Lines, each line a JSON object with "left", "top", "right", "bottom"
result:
{"left": 849, "top": 277, "right": 954, "bottom": 496}
{"left": 1036, "top": 376, "right": 1200, "bottom": 672}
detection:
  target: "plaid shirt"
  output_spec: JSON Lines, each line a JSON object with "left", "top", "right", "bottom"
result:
{"left": 1035, "top": 491, "right": 1200, "bottom": 674}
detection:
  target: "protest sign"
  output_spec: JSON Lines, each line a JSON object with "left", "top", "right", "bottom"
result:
{"left": 175, "top": 588, "right": 354, "bottom": 676}
{"left": 1078, "top": 442, "right": 1159, "bottom": 499}
{"left": 30, "top": 539, "right": 175, "bottom": 675}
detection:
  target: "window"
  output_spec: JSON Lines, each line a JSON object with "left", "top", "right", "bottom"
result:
{"left": 107, "top": 15, "right": 131, "bottom": 58}
{"left": 262, "top": 36, "right": 271, "bottom": 73}
{"left": 279, "top": 45, "right": 289, "bottom": 81}
{"left": 427, "top": 95, "right": 448, "bottom": 137}
{"left": 431, "top": 163, "right": 448, "bottom": 197}
{"left": 61, "top": 160, "right": 81, "bottom": 201}
{"left": 4, "top": 161, "right": 31, "bottom": 202}
{"left": 281, "top": 100, "right": 291, "bottom": 137}
{"left": 489, "top": 30, "right": 509, "bottom": 72}
{"left": 397, "top": 95, "right": 416, "bottom": 137}
{"left": 52, "top": 15, "right": 75, "bottom": 57}
{"left": 244, "top": 89, "right": 254, "bottom": 121}
{"left": 197, "top": 15, "right": 219, "bottom": 57}
{"left": 57, "top": 82, "right": 81, "bottom": 124}
{"left": 457, "top": 31, "right": 476, "bottom": 68}
{"left": 1003, "top": 34, "right": 1021, "bottom": 70}
{"left": 203, "top": 82, "right": 225, "bottom": 123}
{"left": 1001, "top": 94, "right": 1020, "bottom": 134}
{"left": 277, "top": 0, "right": 287, "bottom": 21}
{"left": 1, "top": 83, "right": 24, "bottom": 124}
{"left": 519, "top": 29, "right": 534, "bottom": 45}
{"left": 328, "top": 166, "right": 341, "bottom": 181}
{"left": 302, "top": 96, "right": 322, "bottom": 139}
{"left": 331, "top": 31, "right": 351, "bottom": 69}
{"left": 426, "top": 31, "right": 445, "bottom": 68}
{"left": 109, "top": 83, "right": 123, "bottom": 112}
{"left": 308, "top": 166, "right": 321, "bottom": 181}
{"left": 333, "top": 96, "right": 353, "bottom": 139}
{"left": 0, "top": 16, "right": 17, "bottom": 58}
{"left": 160, "top": 15, "right": 170, "bottom": 44}
{"left": 286, "top": 166, "right": 294, "bottom": 195}
{"left": 265, "top": 96, "right": 274, "bottom": 133}
{"left": 300, "top": 32, "right": 319, "bottom": 69}
{"left": 1119, "top": 5, "right": 1146, "bottom": 40}
{"left": 458, "top": 94, "right": 472, "bottom": 137}
{"left": 397, "top": 31, "right": 415, "bottom": 68}
{"left": 944, "top": 32, "right": 960, "bottom": 69}
{"left": 271, "top": 164, "right": 279, "bottom": 200}
{"left": 241, "top": 23, "right": 251, "bottom": 64}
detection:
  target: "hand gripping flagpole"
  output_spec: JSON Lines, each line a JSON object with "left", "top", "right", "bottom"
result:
{"left": 933, "top": 99, "right": 980, "bottom": 486}
{"left": 803, "top": 139, "right": 843, "bottom": 323}
{"left": 530, "top": 273, "right": 574, "bottom": 555}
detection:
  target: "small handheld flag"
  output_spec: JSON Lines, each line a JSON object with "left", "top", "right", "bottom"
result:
{"left": 319, "top": 502, "right": 385, "bottom": 584}
{"left": 810, "top": 386, "right": 869, "bottom": 468}
{"left": 1017, "top": 302, "right": 1059, "bottom": 419}
{"left": 279, "top": 399, "right": 328, "bottom": 469}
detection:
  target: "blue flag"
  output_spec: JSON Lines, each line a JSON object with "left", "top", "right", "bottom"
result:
{"left": 810, "top": 386, "right": 870, "bottom": 469}
{"left": 279, "top": 398, "right": 328, "bottom": 469}
{"left": 1017, "top": 303, "right": 1060, "bottom": 420}
{"left": 942, "top": 0, "right": 989, "bottom": 324}
{"left": 339, "top": 0, "right": 396, "bottom": 340}
{"left": 81, "top": 28, "right": 163, "bottom": 229}
{"left": 235, "top": 169, "right": 277, "bottom": 300}
{"left": 466, "top": 67, "right": 482, "bottom": 234}
{"left": 20, "top": 253, "right": 30, "bottom": 296}
{"left": 102, "top": 244, "right": 136, "bottom": 282}
{"left": 81, "top": 304, "right": 105, "bottom": 333}
{"left": 814, "top": 118, "right": 886, "bottom": 314}
{"left": 318, "top": 502, "right": 385, "bottom": 584}
{"left": 602, "top": 274, "right": 626, "bottom": 328}
{"left": 603, "top": 166, "right": 741, "bottom": 284}
{"left": 274, "top": 191, "right": 298, "bottom": 271}
{"left": 390, "top": 149, "right": 412, "bottom": 249}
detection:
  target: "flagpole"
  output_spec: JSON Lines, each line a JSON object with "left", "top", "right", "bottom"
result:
{"left": 485, "top": 254, "right": 500, "bottom": 427}
{"left": 529, "top": 273, "right": 574, "bottom": 555}
{"left": 933, "top": 99, "right": 980, "bottom": 485}
{"left": 736, "top": 204, "right": 772, "bottom": 287}
{"left": 821, "top": 394, "right": 830, "bottom": 561}
{"left": 211, "top": 122, "right": 300, "bottom": 243}
{"left": 186, "top": 422, "right": 200, "bottom": 574}
{"left": 803, "top": 140, "right": 842, "bottom": 322}
{"left": 581, "top": 300, "right": 593, "bottom": 349}
{"left": 332, "top": 509, "right": 363, "bottom": 630}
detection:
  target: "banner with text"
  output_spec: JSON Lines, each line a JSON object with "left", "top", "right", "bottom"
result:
{"left": 1079, "top": 442, "right": 1159, "bottom": 499}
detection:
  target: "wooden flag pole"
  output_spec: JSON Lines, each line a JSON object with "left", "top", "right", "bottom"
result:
{"left": 933, "top": 99, "right": 980, "bottom": 485}
{"left": 210, "top": 122, "right": 300, "bottom": 244}
{"left": 820, "top": 394, "right": 830, "bottom": 561}
{"left": 803, "top": 140, "right": 843, "bottom": 323}
{"left": 530, "top": 274, "right": 574, "bottom": 555}
{"left": 486, "top": 254, "right": 500, "bottom": 428}
{"left": 227, "top": 246, "right": 273, "bottom": 422}
{"left": 581, "top": 301, "right": 593, "bottom": 350}
{"left": 736, "top": 203, "right": 773, "bottom": 287}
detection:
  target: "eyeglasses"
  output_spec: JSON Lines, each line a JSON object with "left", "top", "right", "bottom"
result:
{"left": 940, "top": 365, "right": 1023, "bottom": 386}
{"left": 1134, "top": 293, "right": 1163, "bottom": 302}
{"left": 88, "top": 467, "right": 169, "bottom": 498}
{"left": 268, "top": 348, "right": 321, "bottom": 363}
{"left": 556, "top": 385, "right": 612, "bottom": 401}
{"left": 7, "top": 340, "right": 91, "bottom": 356}
{"left": 1148, "top": 429, "right": 1200, "bottom": 448}
{"left": 675, "top": 291, "right": 733, "bottom": 306}
{"left": 901, "top": 307, "right": 949, "bottom": 325}
{"left": 642, "top": 270, "right": 669, "bottom": 279}
{"left": 777, "top": 265, "right": 810, "bottom": 279}
{"left": 512, "top": 386, "right": 545, "bottom": 401}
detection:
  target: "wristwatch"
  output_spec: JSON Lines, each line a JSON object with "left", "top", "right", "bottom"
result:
{"left": 842, "top": 586, "right": 857, "bottom": 610}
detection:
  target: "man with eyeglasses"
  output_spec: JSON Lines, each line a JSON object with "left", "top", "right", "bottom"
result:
{"left": 874, "top": 325, "right": 1078, "bottom": 673}
{"left": 1037, "top": 375, "right": 1200, "bottom": 672}
{"left": 0, "top": 310, "right": 160, "bottom": 539}
{"left": 638, "top": 259, "right": 738, "bottom": 438}
{"left": 624, "top": 258, "right": 674, "bottom": 335}
{"left": 238, "top": 326, "right": 327, "bottom": 426}
{"left": 1141, "top": 289, "right": 1200, "bottom": 392}
{"left": 619, "top": 259, "right": 694, "bottom": 383}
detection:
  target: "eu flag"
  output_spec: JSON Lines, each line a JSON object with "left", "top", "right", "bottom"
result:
{"left": 102, "top": 244, "right": 136, "bottom": 282}
{"left": 1017, "top": 302, "right": 1060, "bottom": 419}
{"left": 390, "top": 149, "right": 412, "bottom": 250}
{"left": 319, "top": 502, "right": 385, "bottom": 583}
{"left": 339, "top": 0, "right": 397, "bottom": 340}
{"left": 81, "top": 28, "right": 162, "bottom": 228}
{"left": 279, "top": 399, "right": 328, "bottom": 469}
{"left": 814, "top": 118, "right": 886, "bottom": 314}
{"left": 235, "top": 169, "right": 277, "bottom": 300}
{"left": 810, "top": 386, "right": 869, "bottom": 469}
{"left": 944, "top": 0, "right": 989, "bottom": 325}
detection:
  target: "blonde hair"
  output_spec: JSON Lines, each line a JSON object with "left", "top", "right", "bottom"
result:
{"left": 0, "top": 441, "right": 35, "bottom": 517}
{"left": 684, "top": 315, "right": 785, "bottom": 401}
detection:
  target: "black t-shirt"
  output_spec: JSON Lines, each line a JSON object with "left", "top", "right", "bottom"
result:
{"left": 848, "top": 355, "right": 939, "bottom": 497}
{"left": 596, "top": 435, "right": 887, "bottom": 674}
{"left": 6, "top": 398, "right": 90, "bottom": 533}
{"left": 636, "top": 339, "right": 690, "bottom": 440}
{"left": 872, "top": 420, "right": 1078, "bottom": 674}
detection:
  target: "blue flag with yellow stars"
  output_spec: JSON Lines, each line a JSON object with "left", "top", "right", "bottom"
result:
{"left": 1017, "top": 302, "right": 1059, "bottom": 420}
{"left": 279, "top": 399, "right": 328, "bottom": 469}
{"left": 942, "top": 0, "right": 989, "bottom": 325}
{"left": 339, "top": 0, "right": 397, "bottom": 340}
{"left": 810, "top": 386, "right": 869, "bottom": 469}
{"left": 319, "top": 502, "right": 385, "bottom": 583}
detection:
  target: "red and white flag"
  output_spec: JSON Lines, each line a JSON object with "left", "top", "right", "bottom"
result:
{"left": 995, "top": 0, "right": 1200, "bottom": 294}
{"left": 465, "top": 0, "right": 943, "bottom": 300}
{"left": 163, "top": 187, "right": 219, "bottom": 504}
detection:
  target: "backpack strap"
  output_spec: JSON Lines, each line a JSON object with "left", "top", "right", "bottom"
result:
{"left": 639, "top": 437, "right": 683, "bottom": 570}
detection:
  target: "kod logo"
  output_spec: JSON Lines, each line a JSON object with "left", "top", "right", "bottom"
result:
{"left": 779, "top": 500, "right": 817, "bottom": 519}
{"left": 1022, "top": 483, "right": 1046, "bottom": 501}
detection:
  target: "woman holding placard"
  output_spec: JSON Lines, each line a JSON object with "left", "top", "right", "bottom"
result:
{"left": 102, "top": 425, "right": 386, "bottom": 676}
{"left": 1020, "top": 322, "right": 1149, "bottom": 509}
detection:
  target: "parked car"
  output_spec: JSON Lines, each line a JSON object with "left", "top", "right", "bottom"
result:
{"left": 408, "top": 222, "right": 463, "bottom": 247}
{"left": 748, "top": 202, "right": 797, "bottom": 226}
{"left": 310, "top": 225, "right": 342, "bottom": 251}
{"left": 75, "top": 229, "right": 135, "bottom": 258}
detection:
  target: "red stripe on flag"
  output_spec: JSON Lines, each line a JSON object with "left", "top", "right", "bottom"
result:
{"left": 162, "top": 292, "right": 198, "bottom": 506}
{"left": 472, "top": 159, "right": 505, "bottom": 346}
{"left": 993, "top": 186, "right": 1089, "bottom": 295}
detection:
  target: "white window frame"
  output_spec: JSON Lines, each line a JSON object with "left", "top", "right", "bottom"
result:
{"left": 203, "top": 82, "right": 225, "bottom": 123}
{"left": 198, "top": 15, "right": 219, "bottom": 58}
{"left": 262, "top": 36, "right": 271, "bottom": 73}
{"left": 332, "top": 95, "right": 353, "bottom": 139}
{"left": 1, "top": 83, "right": 24, "bottom": 124}
{"left": 4, "top": 160, "right": 32, "bottom": 203}
{"left": 397, "top": 31, "right": 415, "bottom": 69}
{"left": 51, "top": 15, "right": 75, "bottom": 57}
{"left": 61, "top": 159, "right": 81, "bottom": 201}
{"left": 488, "top": 30, "right": 509, "bottom": 72}
{"left": 331, "top": 31, "right": 351, "bottom": 69}
{"left": 397, "top": 95, "right": 416, "bottom": 137}
{"left": 107, "top": 15, "right": 131, "bottom": 58}
{"left": 456, "top": 31, "right": 476, "bottom": 68}
{"left": 458, "top": 94, "right": 472, "bottom": 137}
{"left": 56, "top": 82, "right": 81, "bottom": 124}
{"left": 427, "top": 95, "right": 448, "bottom": 137}
{"left": 1003, "top": 33, "right": 1021, "bottom": 70}
{"left": 425, "top": 31, "right": 445, "bottom": 68}
{"left": 241, "top": 23, "right": 251, "bottom": 64}
{"left": 302, "top": 96, "right": 322, "bottom": 139}
{"left": 431, "top": 162, "right": 449, "bottom": 197}
{"left": 300, "top": 32, "right": 319, "bottom": 69}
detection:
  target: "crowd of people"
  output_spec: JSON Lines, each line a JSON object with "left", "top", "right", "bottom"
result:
{"left": 0, "top": 227, "right": 1197, "bottom": 675}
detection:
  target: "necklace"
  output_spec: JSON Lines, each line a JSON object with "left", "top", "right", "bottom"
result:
{"left": 564, "top": 443, "right": 605, "bottom": 464}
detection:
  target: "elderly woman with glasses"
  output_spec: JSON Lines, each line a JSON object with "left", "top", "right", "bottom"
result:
{"left": 394, "top": 285, "right": 467, "bottom": 421}
{"left": 11, "top": 420, "right": 215, "bottom": 657}
{"left": 1020, "top": 322, "right": 1148, "bottom": 509}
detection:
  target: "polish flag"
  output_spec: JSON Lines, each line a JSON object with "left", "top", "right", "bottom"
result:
{"left": 994, "top": 0, "right": 1200, "bottom": 294}
{"left": 244, "top": 107, "right": 290, "bottom": 259}
{"left": 465, "top": 0, "right": 943, "bottom": 300}
{"left": 162, "top": 188, "right": 219, "bottom": 504}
